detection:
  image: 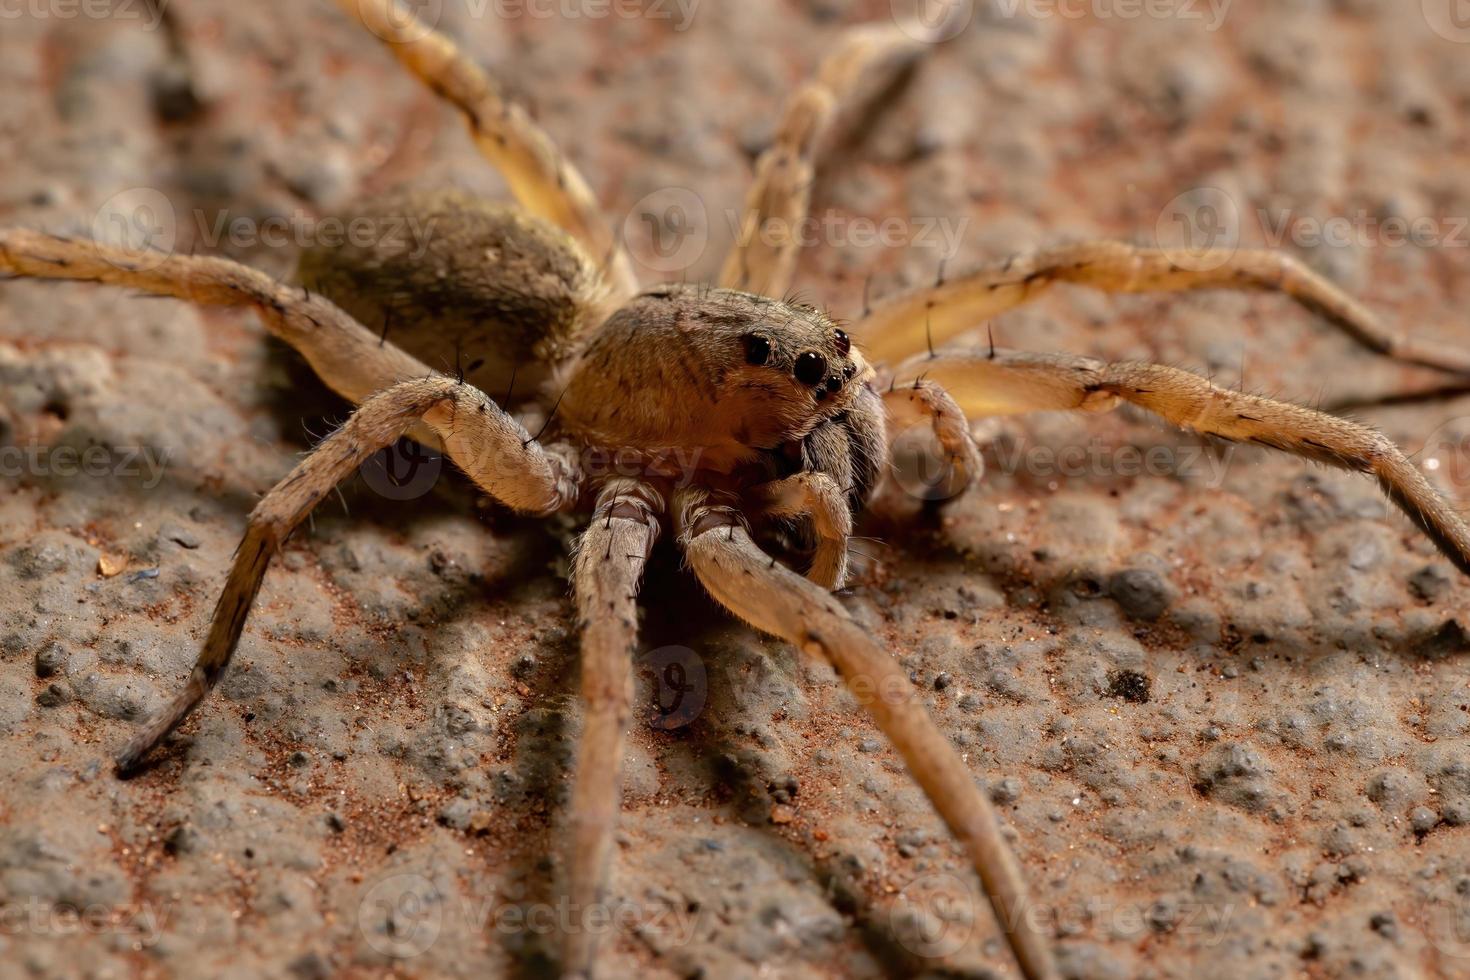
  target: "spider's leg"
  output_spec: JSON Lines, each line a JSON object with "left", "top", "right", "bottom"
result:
{"left": 335, "top": 0, "right": 637, "bottom": 302}
{"left": 674, "top": 489, "right": 1059, "bottom": 980}
{"left": 143, "top": 0, "right": 207, "bottom": 122}
{"left": 747, "top": 472, "right": 852, "bottom": 589}
{"left": 717, "top": 6, "right": 964, "bottom": 297}
{"left": 114, "top": 376, "right": 580, "bottom": 773}
{"left": 564, "top": 480, "right": 661, "bottom": 977}
{"left": 0, "top": 229, "right": 447, "bottom": 434}
{"left": 851, "top": 241, "right": 1470, "bottom": 375}
{"left": 892, "top": 348, "right": 1470, "bottom": 575}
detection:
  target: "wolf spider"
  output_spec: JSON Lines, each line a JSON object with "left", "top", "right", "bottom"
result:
{"left": 5, "top": 1, "right": 1470, "bottom": 977}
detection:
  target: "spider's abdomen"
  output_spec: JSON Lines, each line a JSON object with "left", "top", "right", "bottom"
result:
{"left": 296, "top": 187, "right": 607, "bottom": 402}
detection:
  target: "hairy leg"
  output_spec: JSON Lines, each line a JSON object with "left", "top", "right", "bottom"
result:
{"left": 564, "top": 480, "right": 661, "bottom": 977}
{"left": 335, "top": 0, "right": 637, "bottom": 301}
{"left": 115, "top": 376, "right": 580, "bottom": 772}
{"left": 0, "top": 228, "right": 435, "bottom": 411}
{"left": 891, "top": 348, "right": 1470, "bottom": 575}
{"left": 718, "top": 6, "right": 965, "bottom": 297}
{"left": 748, "top": 472, "right": 853, "bottom": 589}
{"left": 675, "top": 489, "right": 1059, "bottom": 980}
{"left": 851, "top": 240, "right": 1470, "bottom": 374}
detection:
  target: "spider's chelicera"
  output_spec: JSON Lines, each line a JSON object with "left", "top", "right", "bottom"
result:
{"left": 5, "top": 2, "right": 1470, "bottom": 978}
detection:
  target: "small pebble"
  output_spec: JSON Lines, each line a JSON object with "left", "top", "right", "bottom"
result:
{"left": 1410, "top": 807, "right": 1438, "bottom": 835}
{"left": 1108, "top": 568, "right": 1172, "bottom": 621}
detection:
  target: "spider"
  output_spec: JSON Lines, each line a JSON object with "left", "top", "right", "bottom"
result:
{"left": 5, "top": 1, "right": 1470, "bottom": 978}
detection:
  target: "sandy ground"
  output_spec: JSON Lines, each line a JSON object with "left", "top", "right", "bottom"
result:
{"left": 4, "top": 0, "right": 1470, "bottom": 977}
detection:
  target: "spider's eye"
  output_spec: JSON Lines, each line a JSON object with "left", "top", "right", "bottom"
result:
{"left": 794, "top": 351, "right": 828, "bottom": 386}
{"left": 833, "top": 329, "right": 851, "bottom": 356}
{"left": 743, "top": 334, "right": 773, "bottom": 366}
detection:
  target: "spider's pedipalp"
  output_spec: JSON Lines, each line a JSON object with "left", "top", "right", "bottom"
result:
{"left": 335, "top": 0, "right": 638, "bottom": 302}
{"left": 115, "top": 376, "right": 578, "bottom": 773}
{"left": 747, "top": 471, "right": 852, "bottom": 588}
{"left": 718, "top": 7, "right": 961, "bottom": 297}
{"left": 894, "top": 348, "right": 1470, "bottom": 576}
{"left": 851, "top": 240, "right": 1470, "bottom": 375}
{"left": 674, "top": 488, "right": 1059, "bottom": 980}
{"left": 565, "top": 480, "right": 661, "bottom": 976}
{"left": 881, "top": 375, "right": 982, "bottom": 501}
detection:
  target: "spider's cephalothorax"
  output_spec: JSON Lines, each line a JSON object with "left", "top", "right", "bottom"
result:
{"left": 8, "top": 2, "right": 1470, "bottom": 979}
{"left": 560, "top": 284, "right": 873, "bottom": 465}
